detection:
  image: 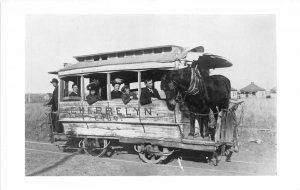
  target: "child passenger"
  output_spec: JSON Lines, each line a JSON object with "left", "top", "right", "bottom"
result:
{"left": 121, "top": 85, "right": 138, "bottom": 105}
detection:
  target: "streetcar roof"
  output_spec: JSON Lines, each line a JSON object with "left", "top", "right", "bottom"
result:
{"left": 50, "top": 45, "right": 205, "bottom": 76}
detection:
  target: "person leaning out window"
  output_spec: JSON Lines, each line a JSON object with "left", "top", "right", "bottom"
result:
{"left": 121, "top": 85, "right": 138, "bottom": 105}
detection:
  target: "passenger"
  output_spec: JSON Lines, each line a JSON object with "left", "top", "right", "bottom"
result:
{"left": 86, "top": 78, "right": 101, "bottom": 95}
{"left": 69, "top": 84, "right": 80, "bottom": 97}
{"left": 140, "top": 78, "right": 161, "bottom": 105}
{"left": 86, "top": 84, "right": 102, "bottom": 105}
{"left": 121, "top": 85, "right": 138, "bottom": 105}
{"left": 111, "top": 78, "right": 123, "bottom": 99}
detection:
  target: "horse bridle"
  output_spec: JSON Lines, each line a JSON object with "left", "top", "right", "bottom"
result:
{"left": 170, "top": 80, "right": 188, "bottom": 104}
{"left": 170, "top": 67, "right": 203, "bottom": 103}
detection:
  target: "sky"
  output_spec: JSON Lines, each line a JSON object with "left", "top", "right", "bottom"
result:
{"left": 25, "top": 14, "right": 276, "bottom": 93}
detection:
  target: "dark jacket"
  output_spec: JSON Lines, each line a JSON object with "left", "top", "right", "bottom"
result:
{"left": 111, "top": 90, "right": 123, "bottom": 99}
{"left": 139, "top": 87, "right": 161, "bottom": 105}
{"left": 69, "top": 91, "right": 80, "bottom": 97}
{"left": 47, "top": 86, "right": 58, "bottom": 111}
{"left": 86, "top": 94, "right": 102, "bottom": 105}
{"left": 86, "top": 82, "right": 101, "bottom": 94}
{"left": 121, "top": 92, "right": 138, "bottom": 105}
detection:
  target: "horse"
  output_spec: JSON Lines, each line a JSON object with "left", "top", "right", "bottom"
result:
{"left": 161, "top": 67, "right": 231, "bottom": 139}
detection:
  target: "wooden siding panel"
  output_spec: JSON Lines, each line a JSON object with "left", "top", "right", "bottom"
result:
{"left": 59, "top": 100, "right": 177, "bottom": 124}
{"left": 63, "top": 123, "right": 181, "bottom": 139}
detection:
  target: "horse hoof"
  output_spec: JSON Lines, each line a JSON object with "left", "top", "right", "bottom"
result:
{"left": 188, "top": 133, "right": 194, "bottom": 136}
{"left": 187, "top": 133, "right": 195, "bottom": 139}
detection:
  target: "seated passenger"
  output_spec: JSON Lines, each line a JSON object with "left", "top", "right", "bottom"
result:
{"left": 69, "top": 84, "right": 80, "bottom": 97}
{"left": 86, "top": 84, "right": 102, "bottom": 105}
{"left": 121, "top": 85, "right": 138, "bottom": 105}
{"left": 140, "top": 78, "right": 161, "bottom": 105}
{"left": 111, "top": 78, "right": 123, "bottom": 99}
{"left": 86, "top": 79, "right": 101, "bottom": 95}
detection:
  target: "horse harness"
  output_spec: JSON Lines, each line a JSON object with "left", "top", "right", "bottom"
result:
{"left": 173, "top": 67, "right": 208, "bottom": 103}
{"left": 172, "top": 67, "right": 230, "bottom": 117}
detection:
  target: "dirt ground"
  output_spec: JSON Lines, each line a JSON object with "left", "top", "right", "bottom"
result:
{"left": 25, "top": 141, "right": 276, "bottom": 176}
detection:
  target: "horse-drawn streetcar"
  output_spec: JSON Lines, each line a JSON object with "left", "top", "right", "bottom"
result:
{"left": 47, "top": 45, "right": 244, "bottom": 165}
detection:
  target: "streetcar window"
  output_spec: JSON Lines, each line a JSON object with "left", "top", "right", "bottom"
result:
{"left": 162, "top": 47, "right": 172, "bottom": 52}
{"left": 84, "top": 73, "right": 107, "bottom": 101}
{"left": 125, "top": 51, "right": 134, "bottom": 57}
{"left": 141, "top": 69, "right": 168, "bottom": 99}
{"left": 93, "top": 56, "right": 100, "bottom": 61}
{"left": 154, "top": 48, "right": 163, "bottom": 54}
{"left": 117, "top": 53, "right": 125, "bottom": 58}
{"left": 144, "top": 49, "right": 153, "bottom": 54}
{"left": 101, "top": 55, "right": 108, "bottom": 60}
{"left": 61, "top": 76, "right": 82, "bottom": 102}
{"left": 109, "top": 53, "right": 117, "bottom": 59}
{"left": 134, "top": 50, "right": 143, "bottom": 56}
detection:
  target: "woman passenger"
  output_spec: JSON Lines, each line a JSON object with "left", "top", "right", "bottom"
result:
{"left": 86, "top": 84, "right": 102, "bottom": 105}
{"left": 111, "top": 78, "right": 123, "bottom": 99}
{"left": 121, "top": 85, "right": 138, "bottom": 105}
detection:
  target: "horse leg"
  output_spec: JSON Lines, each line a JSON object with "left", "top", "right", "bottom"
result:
{"left": 210, "top": 106, "right": 218, "bottom": 141}
{"left": 210, "top": 106, "right": 218, "bottom": 122}
{"left": 197, "top": 115, "right": 204, "bottom": 138}
{"left": 189, "top": 113, "right": 196, "bottom": 137}
{"left": 203, "top": 115, "right": 209, "bottom": 138}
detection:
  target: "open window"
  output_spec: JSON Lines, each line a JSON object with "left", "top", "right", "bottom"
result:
{"left": 59, "top": 69, "right": 169, "bottom": 103}
{"left": 83, "top": 73, "right": 107, "bottom": 100}
{"left": 140, "top": 69, "right": 169, "bottom": 99}
{"left": 60, "top": 76, "right": 82, "bottom": 101}
{"left": 110, "top": 71, "right": 139, "bottom": 99}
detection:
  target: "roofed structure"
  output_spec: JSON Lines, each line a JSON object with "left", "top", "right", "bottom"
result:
{"left": 240, "top": 82, "right": 265, "bottom": 93}
{"left": 271, "top": 87, "right": 277, "bottom": 93}
{"left": 231, "top": 87, "right": 237, "bottom": 91}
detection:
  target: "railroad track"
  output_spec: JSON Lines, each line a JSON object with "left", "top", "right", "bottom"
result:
{"left": 25, "top": 141, "right": 276, "bottom": 176}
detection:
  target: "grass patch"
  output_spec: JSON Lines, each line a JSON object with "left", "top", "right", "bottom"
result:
{"left": 25, "top": 103, "right": 52, "bottom": 142}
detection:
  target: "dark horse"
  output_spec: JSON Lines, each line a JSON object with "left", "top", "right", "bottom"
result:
{"left": 161, "top": 67, "right": 231, "bottom": 139}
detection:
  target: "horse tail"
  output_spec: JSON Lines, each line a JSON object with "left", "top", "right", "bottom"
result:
{"left": 225, "top": 77, "right": 231, "bottom": 99}
{"left": 221, "top": 76, "right": 231, "bottom": 109}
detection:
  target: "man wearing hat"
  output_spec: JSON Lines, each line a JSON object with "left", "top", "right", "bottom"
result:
{"left": 86, "top": 83, "right": 102, "bottom": 105}
{"left": 46, "top": 78, "right": 59, "bottom": 111}
{"left": 86, "top": 78, "right": 102, "bottom": 95}
{"left": 45, "top": 78, "right": 61, "bottom": 133}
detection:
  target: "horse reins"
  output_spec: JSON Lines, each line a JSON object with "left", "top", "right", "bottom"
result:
{"left": 172, "top": 66, "right": 208, "bottom": 103}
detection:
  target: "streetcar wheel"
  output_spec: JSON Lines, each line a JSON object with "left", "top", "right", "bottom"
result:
{"left": 138, "top": 145, "right": 171, "bottom": 164}
{"left": 82, "top": 138, "right": 111, "bottom": 157}
{"left": 139, "top": 152, "right": 167, "bottom": 164}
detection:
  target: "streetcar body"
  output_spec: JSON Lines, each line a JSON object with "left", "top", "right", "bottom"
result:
{"left": 49, "top": 45, "right": 242, "bottom": 164}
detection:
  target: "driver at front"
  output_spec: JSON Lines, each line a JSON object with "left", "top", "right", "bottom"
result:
{"left": 140, "top": 78, "right": 161, "bottom": 105}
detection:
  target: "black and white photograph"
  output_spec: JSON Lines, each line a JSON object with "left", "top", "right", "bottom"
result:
{"left": 1, "top": 1, "right": 300, "bottom": 190}
{"left": 24, "top": 14, "right": 276, "bottom": 176}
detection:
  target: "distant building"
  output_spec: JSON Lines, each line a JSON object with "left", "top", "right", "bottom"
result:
{"left": 231, "top": 87, "right": 238, "bottom": 99}
{"left": 240, "top": 82, "right": 266, "bottom": 98}
{"left": 271, "top": 87, "right": 277, "bottom": 94}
